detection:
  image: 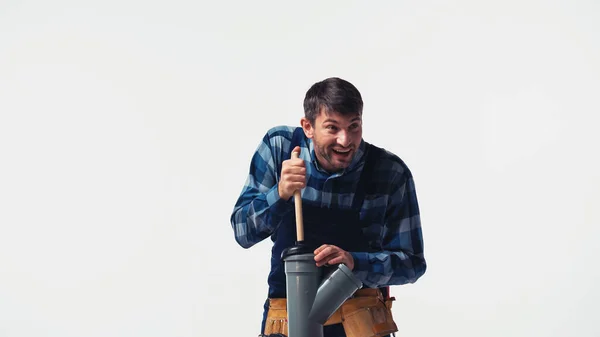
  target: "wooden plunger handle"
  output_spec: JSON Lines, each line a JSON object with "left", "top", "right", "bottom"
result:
{"left": 291, "top": 150, "right": 304, "bottom": 242}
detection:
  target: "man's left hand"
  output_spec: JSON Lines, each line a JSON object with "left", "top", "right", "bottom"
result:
{"left": 314, "top": 244, "right": 354, "bottom": 270}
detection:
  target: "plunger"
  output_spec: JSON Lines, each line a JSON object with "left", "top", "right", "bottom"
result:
{"left": 282, "top": 150, "right": 310, "bottom": 256}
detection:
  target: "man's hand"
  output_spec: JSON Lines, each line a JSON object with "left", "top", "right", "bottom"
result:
{"left": 278, "top": 146, "right": 306, "bottom": 201}
{"left": 314, "top": 244, "right": 355, "bottom": 270}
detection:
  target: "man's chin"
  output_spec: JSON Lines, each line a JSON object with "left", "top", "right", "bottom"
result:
{"left": 331, "top": 158, "right": 353, "bottom": 171}
{"left": 319, "top": 150, "right": 353, "bottom": 172}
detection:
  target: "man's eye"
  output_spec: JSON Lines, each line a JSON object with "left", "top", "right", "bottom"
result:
{"left": 326, "top": 125, "right": 337, "bottom": 130}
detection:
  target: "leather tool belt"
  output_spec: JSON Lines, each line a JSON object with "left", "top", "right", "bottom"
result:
{"left": 263, "top": 288, "right": 398, "bottom": 337}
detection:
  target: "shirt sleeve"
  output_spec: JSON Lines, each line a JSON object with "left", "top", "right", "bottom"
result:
{"left": 230, "top": 131, "right": 293, "bottom": 248}
{"left": 350, "top": 172, "right": 427, "bottom": 288}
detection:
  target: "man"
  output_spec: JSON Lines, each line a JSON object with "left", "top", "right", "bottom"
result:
{"left": 230, "top": 77, "right": 426, "bottom": 337}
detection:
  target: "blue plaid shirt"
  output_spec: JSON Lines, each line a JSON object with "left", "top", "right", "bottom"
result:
{"left": 230, "top": 125, "right": 426, "bottom": 288}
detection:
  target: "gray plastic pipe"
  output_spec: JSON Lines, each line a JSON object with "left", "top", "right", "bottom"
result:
{"left": 283, "top": 252, "right": 363, "bottom": 337}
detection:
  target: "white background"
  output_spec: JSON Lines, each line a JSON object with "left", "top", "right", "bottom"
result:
{"left": 1, "top": 1, "right": 599, "bottom": 336}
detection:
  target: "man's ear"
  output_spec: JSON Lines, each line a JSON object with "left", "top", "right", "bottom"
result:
{"left": 300, "top": 117, "right": 314, "bottom": 139}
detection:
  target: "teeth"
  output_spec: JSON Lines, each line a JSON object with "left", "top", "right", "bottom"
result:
{"left": 334, "top": 149, "right": 350, "bottom": 153}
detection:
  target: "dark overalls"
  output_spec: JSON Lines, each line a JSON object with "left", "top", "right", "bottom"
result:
{"left": 261, "top": 128, "right": 390, "bottom": 337}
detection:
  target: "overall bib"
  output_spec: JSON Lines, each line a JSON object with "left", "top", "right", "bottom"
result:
{"left": 261, "top": 128, "right": 388, "bottom": 337}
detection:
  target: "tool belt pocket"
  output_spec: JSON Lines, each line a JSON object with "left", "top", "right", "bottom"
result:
{"left": 341, "top": 296, "right": 398, "bottom": 337}
{"left": 264, "top": 299, "right": 288, "bottom": 336}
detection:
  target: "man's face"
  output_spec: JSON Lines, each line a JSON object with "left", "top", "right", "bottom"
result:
{"left": 301, "top": 108, "right": 363, "bottom": 173}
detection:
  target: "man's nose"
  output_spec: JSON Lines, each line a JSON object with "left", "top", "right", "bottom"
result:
{"left": 337, "top": 131, "right": 351, "bottom": 147}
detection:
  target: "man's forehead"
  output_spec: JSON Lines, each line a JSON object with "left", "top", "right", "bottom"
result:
{"left": 318, "top": 108, "right": 362, "bottom": 123}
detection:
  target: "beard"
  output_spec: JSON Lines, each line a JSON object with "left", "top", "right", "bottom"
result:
{"left": 314, "top": 143, "right": 355, "bottom": 173}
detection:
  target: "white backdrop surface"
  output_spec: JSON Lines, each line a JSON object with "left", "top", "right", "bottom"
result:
{"left": 1, "top": 1, "right": 598, "bottom": 337}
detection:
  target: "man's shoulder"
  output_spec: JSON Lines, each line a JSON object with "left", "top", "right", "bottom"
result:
{"left": 264, "top": 125, "right": 300, "bottom": 139}
{"left": 260, "top": 125, "right": 303, "bottom": 154}
{"left": 367, "top": 143, "right": 414, "bottom": 179}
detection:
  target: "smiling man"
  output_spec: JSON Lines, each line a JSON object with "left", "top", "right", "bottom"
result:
{"left": 230, "top": 77, "right": 427, "bottom": 337}
{"left": 301, "top": 110, "right": 362, "bottom": 173}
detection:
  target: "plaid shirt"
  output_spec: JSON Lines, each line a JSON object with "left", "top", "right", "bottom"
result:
{"left": 230, "top": 125, "right": 426, "bottom": 288}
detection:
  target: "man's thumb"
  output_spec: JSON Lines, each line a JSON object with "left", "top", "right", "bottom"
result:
{"left": 291, "top": 146, "right": 301, "bottom": 158}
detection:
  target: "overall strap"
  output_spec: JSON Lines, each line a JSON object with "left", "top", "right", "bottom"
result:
{"left": 350, "top": 144, "right": 391, "bottom": 299}
{"left": 289, "top": 127, "right": 305, "bottom": 155}
{"left": 351, "top": 144, "right": 383, "bottom": 210}
{"left": 276, "top": 127, "right": 305, "bottom": 179}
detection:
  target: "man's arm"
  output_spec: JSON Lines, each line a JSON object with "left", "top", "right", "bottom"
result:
{"left": 230, "top": 131, "right": 293, "bottom": 248}
{"left": 350, "top": 172, "right": 427, "bottom": 288}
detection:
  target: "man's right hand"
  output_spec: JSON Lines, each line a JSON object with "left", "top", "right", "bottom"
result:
{"left": 278, "top": 146, "right": 306, "bottom": 201}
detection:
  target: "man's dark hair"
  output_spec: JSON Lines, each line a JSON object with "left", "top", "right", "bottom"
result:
{"left": 303, "top": 77, "right": 363, "bottom": 124}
